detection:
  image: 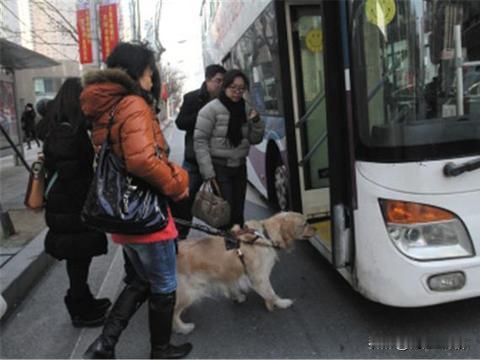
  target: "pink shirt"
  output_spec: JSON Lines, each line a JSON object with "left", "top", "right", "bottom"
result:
{"left": 111, "top": 208, "right": 178, "bottom": 244}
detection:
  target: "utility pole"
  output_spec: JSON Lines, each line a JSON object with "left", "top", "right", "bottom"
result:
{"left": 136, "top": 0, "right": 141, "bottom": 41}
{"left": 10, "top": 69, "right": 26, "bottom": 168}
{"left": 92, "top": 0, "right": 102, "bottom": 68}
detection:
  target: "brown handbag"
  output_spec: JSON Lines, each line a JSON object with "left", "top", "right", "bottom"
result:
{"left": 24, "top": 158, "right": 46, "bottom": 211}
{"left": 192, "top": 179, "right": 231, "bottom": 228}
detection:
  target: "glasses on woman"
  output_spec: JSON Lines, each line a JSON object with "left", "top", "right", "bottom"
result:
{"left": 228, "top": 85, "right": 246, "bottom": 93}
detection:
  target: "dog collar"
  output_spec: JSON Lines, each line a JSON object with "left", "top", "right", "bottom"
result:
{"left": 252, "top": 225, "right": 281, "bottom": 249}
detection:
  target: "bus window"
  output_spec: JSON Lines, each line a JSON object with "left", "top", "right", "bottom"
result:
{"left": 352, "top": 0, "right": 480, "bottom": 162}
{"left": 231, "top": 3, "right": 282, "bottom": 116}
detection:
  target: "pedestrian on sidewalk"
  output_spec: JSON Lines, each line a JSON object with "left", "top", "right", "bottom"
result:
{"left": 81, "top": 42, "right": 192, "bottom": 360}
{"left": 38, "top": 78, "right": 111, "bottom": 327}
{"left": 194, "top": 69, "right": 265, "bottom": 229}
{"left": 21, "top": 103, "right": 40, "bottom": 149}
{"left": 172, "top": 64, "right": 226, "bottom": 239}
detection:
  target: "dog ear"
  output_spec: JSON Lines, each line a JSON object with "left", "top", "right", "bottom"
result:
{"left": 261, "top": 220, "right": 285, "bottom": 248}
{"left": 279, "top": 216, "right": 298, "bottom": 248}
{"left": 274, "top": 213, "right": 299, "bottom": 249}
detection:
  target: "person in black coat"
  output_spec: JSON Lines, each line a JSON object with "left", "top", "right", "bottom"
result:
{"left": 38, "top": 78, "right": 111, "bottom": 327}
{"left": 173, "top": 64, "right": 226, "bottom": 238}
{"left": 21, "top": 103, "right": 40, "bottom": 149}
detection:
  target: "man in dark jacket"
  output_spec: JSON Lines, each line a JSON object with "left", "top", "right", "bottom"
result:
{"left": 173, "top": 64, "right": 226, "bottom": 238}
{"left": 21, "top": 103, "right": 40, "bottom": 149}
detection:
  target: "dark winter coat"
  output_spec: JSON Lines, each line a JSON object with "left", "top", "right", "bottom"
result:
{"left": 175, "top": 83, "right": 211, "bottom": 163}
{"left": 43, "top": 121, "right": 107, "bottom": 260}
{"left": 21, "top": 109, "right": 36, "bottom": 131}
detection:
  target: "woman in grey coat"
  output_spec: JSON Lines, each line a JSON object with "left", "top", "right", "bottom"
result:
{"left": 194, "top": 69, "right": 265, "bottom": 228}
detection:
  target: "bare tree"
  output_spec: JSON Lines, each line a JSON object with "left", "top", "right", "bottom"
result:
{"left": 31, "top": 0, "right": 78, "bottom": 43}
{"left": 153, "top": 0, "right": 165, "bottom": 61}
{"left": 160, "top": 63, "right": 185, "bottom": 101}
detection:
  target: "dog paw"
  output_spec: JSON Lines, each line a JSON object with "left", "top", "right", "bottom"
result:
{"left": 275, "top": 298, "right": 293, "bottom": 309}
{"left": 174, "top": 322, "right": 196, "bottom": 335}
{"left": 233, "top": 293, "right": 246, "bottom": 303}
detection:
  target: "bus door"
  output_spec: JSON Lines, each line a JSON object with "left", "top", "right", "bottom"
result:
{"left": 285, "top": 2, "right": 355, "bottom": 269}
{"left": 286, "top": 3, "right": 332, "bottom": 258}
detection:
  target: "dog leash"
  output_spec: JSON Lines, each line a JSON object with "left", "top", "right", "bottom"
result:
{"left": 173, "top": 217, "right": 281, "bottom": 276}
{"left": 172, "top": 217, "right": 281, "bottom": 249}
{"left": 173, "top": 217, "right": 238, "bottom": 245}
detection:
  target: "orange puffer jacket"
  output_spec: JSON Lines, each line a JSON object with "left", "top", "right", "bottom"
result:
{"left": 80, "top": 68, "right": 188, "bottom": 200}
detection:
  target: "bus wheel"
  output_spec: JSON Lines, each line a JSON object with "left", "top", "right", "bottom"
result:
{"left": 273, "top": 160, "right": 289, "bottom": 211}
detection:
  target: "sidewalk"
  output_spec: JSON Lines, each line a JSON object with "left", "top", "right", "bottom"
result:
{"left": 0, "top": 144, "right": 52, "bottom": 322}
{"left": 0, "top": 118, "right": 174, "bottom": 321}
{"left": 0, "top": 118, "right": 174, "bottom": 322}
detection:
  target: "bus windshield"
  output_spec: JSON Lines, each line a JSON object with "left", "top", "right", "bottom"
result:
{"left": 352, "top": 0, "right": 480, "bottom": 162}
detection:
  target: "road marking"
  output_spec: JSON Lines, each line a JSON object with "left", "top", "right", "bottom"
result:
{"left": 69, "top": 245, "right": 124, "bottom": 359}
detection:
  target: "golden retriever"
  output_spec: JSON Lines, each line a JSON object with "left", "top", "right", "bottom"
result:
{"left": 173, "top": 212, "right": 316, "bottom": 334}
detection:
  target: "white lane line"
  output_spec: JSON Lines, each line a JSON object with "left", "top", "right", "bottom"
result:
{"left": 69, "top": 245, "right": 124, "bottom": 359}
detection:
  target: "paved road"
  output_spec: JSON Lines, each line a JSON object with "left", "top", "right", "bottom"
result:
{"left": 1, "top": 123, "right": 479, "bottom": 359}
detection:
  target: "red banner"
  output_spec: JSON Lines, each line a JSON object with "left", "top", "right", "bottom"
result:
{"left": 99, "top": 3, "right": 119, "bottom": 62}
{"left": 76, "top": 8, "right": 93, "bottom": 64}
{"left": 161, "top": 83, "right": 168, "bottom": 101}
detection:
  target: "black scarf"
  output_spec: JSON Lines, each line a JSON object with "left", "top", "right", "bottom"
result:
{"left": 218, "top": 90, "right": 246, "bottom": 147}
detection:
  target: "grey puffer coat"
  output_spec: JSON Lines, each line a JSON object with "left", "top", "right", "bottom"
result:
{"left": 194, "top": 98, "right": 265, "bottom": 180}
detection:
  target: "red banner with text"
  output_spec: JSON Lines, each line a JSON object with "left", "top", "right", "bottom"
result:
{"left": 76, "top": 8, "right": 93, "bottom": 64}
{"left": 99, "top": 3, "right": 119, "bottom": 62}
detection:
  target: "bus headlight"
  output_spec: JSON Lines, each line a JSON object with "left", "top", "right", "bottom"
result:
{"left": 379, "top": 199, "right": 474, "bottom": 261}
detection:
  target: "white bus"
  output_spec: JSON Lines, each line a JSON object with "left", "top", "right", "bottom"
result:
{"left": 200, "top": 0, "right": 480, "bottom": 307}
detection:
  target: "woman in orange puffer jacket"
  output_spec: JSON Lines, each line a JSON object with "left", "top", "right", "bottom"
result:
{"left": 81, "top": 42, "right": 192, "bottom": 360}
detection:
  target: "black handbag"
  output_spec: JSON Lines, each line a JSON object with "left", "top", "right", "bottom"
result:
{"left": 81, "top": 106, "right": 169, "bottom": 234}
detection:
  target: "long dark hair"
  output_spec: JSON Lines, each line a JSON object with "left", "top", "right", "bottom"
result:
{"left": 51, "top": 77, "right": 85, "bottom": 128}
{"left": 221, "top": 69, "right": 250, "bottom": 91}
{"left": 36, "top": 78, "right": 85, "bottom": 140}
{"left": 106, "top": 42, "right": 160, "bottom": 106}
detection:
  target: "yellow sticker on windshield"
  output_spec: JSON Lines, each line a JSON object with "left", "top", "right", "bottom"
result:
{"left": 305, "top": 28, "right": 323, "bottom": 53}
{"left": 366, "top": 0, "right": 396, "bottom": 28}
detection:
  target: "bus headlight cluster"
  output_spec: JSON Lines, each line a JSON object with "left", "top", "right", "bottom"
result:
{"left": 380, "top": 199, "right": 474, "bottom": 261}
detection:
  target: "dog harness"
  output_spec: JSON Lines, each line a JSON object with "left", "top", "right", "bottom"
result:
{"left": 234, "top": 224, "right": 281, "bottom": 274}
{"left": 172, "top": 217, "right": 281, "bottom": 274}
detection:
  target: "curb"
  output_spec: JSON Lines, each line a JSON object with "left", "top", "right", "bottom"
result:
{"left": 0, "top": 228, "right": 54, "bottom": 324}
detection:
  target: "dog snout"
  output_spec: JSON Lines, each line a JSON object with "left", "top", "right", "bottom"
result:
{"left": 302, "top": 225, "right": 316, "bottom": 239}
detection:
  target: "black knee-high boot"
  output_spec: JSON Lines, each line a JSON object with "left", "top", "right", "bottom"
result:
{"left": 65, "top": 258, "right": 111, "bottom": 328}
{"left": 83, "top": 282, "right": 150, "bottom": 359}
{"left": 149, "top": 292, "right": 192, "bottom": 359}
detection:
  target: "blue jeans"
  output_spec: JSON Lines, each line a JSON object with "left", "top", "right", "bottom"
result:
{"left": 122, "top": 240, "right": 177, "bottom": 295}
